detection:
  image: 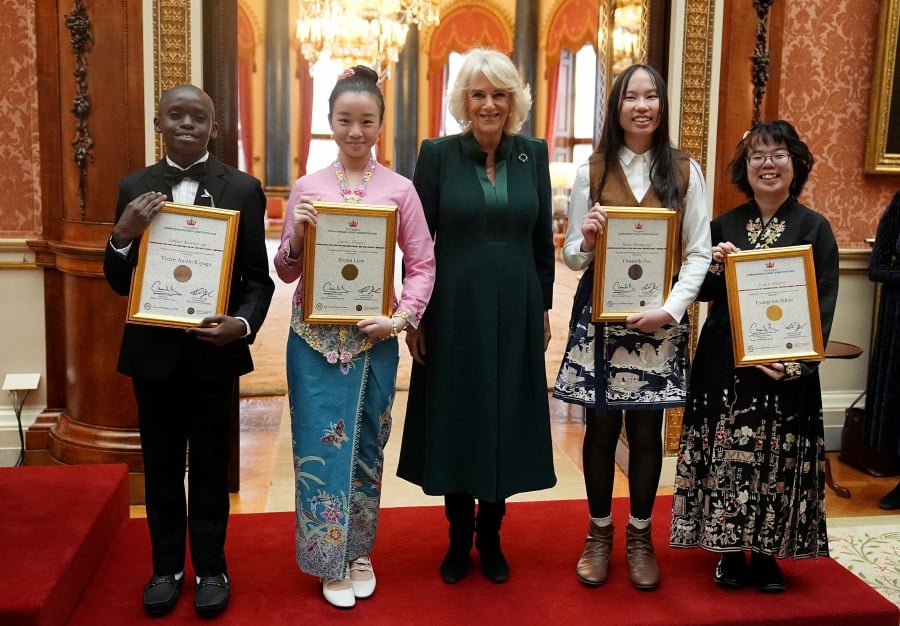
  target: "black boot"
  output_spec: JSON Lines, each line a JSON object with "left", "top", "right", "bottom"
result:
{"left": 879, "top": 480, "right": 900, "bottom": 510}
{"left": 475, "top": 500, "right": 509, "bottom": 583}
{"left": 440, "top": 493, "right": 475, "bottom": 584}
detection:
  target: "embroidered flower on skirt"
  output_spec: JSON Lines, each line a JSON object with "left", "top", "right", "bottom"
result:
{"left": 291, "top": 307, "right": 375, "bottom": 373}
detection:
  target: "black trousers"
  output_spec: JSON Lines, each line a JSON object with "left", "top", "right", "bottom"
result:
{"left": 133, "top": 373, "right": 233, "bottom": 577}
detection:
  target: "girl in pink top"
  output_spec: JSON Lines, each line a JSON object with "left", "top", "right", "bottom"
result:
{"left": 274, "top": 66, "right": 435, "bottom": 609}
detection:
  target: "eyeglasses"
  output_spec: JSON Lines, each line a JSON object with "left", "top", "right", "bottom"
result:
{"left": 747, "top": 152, "right": 791, "bottom": 168}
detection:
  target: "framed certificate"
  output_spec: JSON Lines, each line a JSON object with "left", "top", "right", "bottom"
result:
{"left": 592, "top": 206, "right": 678, "bottom": 321}
{"left": 126, "top": 203, "right": 239, "bottom": 328}
{"left": 725, "top": 244, "right": 825, "bottom": 366}
{"left": 301, "top": 201, "right": 397, "bottom": 324}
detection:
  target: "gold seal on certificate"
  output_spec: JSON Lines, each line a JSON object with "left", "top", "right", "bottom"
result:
{"left": 301, "top": 201, "right": 397, "bottom": 324}
{"left": 126, "top": 203, "right": 240, "bottom": 328}
{"left": 724, "top": 244, "right": 825, "bottom": 366}
{"left": 592, "top": 206, "right": 678, "bottom": 321}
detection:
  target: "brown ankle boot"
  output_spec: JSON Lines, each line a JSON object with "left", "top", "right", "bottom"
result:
{"left": 625, "top": 523, "right": 660, "bottom": 590}
{"left": 576, "top": 522, "right": 613, "bottom": 586}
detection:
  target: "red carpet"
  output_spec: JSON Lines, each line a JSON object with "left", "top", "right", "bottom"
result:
{"left": 0, "top": 464, "right": 129, "bottom": 626}
{"left": 66, "top": 497, "right": 896, "bottom": 625}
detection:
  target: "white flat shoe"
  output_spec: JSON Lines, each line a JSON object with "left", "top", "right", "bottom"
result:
{"left": 349, "top": 555, "right": 376, "bottom": 598}
{"left": 322, "top": 575, "right": 355, "bottom": 608}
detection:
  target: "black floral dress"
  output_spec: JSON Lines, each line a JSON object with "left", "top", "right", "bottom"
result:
{"left": 669, "top": 198, "right": 839, "bottom": 559}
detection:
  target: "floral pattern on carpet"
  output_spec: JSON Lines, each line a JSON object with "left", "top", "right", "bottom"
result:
{"left": 829, "top": 520, "right": 900, "bottom": 609}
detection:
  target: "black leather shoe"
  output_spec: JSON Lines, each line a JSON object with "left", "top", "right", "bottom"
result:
{"left": 879, "top": 482, "right": 900, "bottom": 510}
{"left": 143, "top": 573, "right": 184, "bottom": 616}
{"left": 194, "top": 572, "right": 230, "bottom": 618}
{"left": 714, "top": 552, "right": 747, "bottom": 589}
{"left": 750, "top": 553, "right": 785, "bottom": 593}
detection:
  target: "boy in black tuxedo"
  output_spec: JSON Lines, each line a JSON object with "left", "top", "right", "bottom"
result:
{"left": 104, "top": 84, "right": 274, "bottom": 618}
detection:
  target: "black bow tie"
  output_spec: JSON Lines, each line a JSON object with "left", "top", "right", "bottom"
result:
{"left": 163, "top": 162, "right": 207, "bottom": 184}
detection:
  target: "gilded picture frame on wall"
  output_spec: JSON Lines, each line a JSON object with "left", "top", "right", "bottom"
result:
{"left": 866, "top": 0, "right": 900, "bottom": 174}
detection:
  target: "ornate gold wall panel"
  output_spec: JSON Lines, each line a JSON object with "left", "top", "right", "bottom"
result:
{"left": 152, "top": 0, "right": 192, "bottom": 158}
{"left": 678, "top": 0, "right": 715, "bottom": 169}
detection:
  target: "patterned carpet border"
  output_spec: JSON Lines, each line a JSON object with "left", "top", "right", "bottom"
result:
{"left": 829, "top": 519, "right": 900, "bottom": 609}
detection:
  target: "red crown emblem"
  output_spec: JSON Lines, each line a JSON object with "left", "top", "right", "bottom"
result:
{"left": 348, "top": 219, "right": 358, "bottom": 228}
{"left": 765, "top": 260, "right": 775, "bottom": 268}
{"left": 634, "top": 222, "right": 643, "bottom": 230}
{"left": 186, "top": 217, "right": 197, "bottom": 226}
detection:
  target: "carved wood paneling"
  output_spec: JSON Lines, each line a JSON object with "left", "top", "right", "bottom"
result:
{"left": 30, "top": 0, "right": 148, "bottom": 502}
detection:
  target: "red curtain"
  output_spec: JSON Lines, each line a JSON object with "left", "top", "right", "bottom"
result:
{"left": 425, "top": 4, "right": 512, "bottom": 138}
{"left": 544, "top": 63, "right": 560, "bottom": 159}
{"left": 237, "top": 7, "right": 255, "bottom": 174}
{"left": 296, "top": 56, "right": 314, "bottom": 178}
{"left": 544, "top": 0, "right": 599, "bottom": 157}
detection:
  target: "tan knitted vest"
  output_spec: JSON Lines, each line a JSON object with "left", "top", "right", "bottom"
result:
{"left": 589, "top": 150, "right": 691, "bottom": 268}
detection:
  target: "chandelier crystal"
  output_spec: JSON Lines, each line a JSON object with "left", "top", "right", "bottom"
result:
{"left": 296, "top": 0, "right": 440, "bottom": 77}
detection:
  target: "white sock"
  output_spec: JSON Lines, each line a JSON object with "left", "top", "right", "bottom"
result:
{"left": 590, "top": 515, "right": 612, "bottom": 527}
{"left": 629, "top": 515, "right": 650, "bottom": 529}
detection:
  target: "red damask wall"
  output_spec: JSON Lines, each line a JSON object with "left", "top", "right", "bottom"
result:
{"left": 782, "top": 0, "right": 900, "bottom": 247}
{"left": 0, "top": 0, "right": 41, "bottom": 238}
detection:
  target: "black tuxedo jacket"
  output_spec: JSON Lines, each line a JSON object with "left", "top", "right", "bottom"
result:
{"left": 103, "top": 156, "right": 275, "bottom": 381}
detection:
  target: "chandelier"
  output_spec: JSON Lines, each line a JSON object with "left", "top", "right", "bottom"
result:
{"left": 296, "top": 0, "right": 440, "bottom": 77}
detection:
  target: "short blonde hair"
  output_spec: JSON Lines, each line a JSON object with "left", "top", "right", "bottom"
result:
{"left": 447, "top": 48, "right": 532, "bottom": 135}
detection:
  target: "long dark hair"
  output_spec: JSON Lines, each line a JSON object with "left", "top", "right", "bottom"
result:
{"left": 328, "top": 65, "right": 385, "bottom": 122}
{"left": 593, "top": 64, "right": 681, "bottom": 210}
{"left": 728, "top": 120, "right": 814, "bottom": 199}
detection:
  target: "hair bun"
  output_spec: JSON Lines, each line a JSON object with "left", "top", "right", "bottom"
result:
{"left": 350, "top": 65, "right": 379, "bottom": 84}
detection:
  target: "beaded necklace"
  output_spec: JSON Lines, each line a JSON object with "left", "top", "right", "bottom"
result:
{"left": 334, "top": 158, "right": 376, "bottom": 203}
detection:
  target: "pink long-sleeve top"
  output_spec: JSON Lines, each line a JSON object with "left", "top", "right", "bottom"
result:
{"left": 274, "top": 162, "right": 436, "bottom": 333}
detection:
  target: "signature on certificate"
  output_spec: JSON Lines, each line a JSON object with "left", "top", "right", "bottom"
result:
{"left": 189, "top": 287, "right": 215, "bottom": 303}
{"left": 749, "top": 322, "right": 778, "bottom": 339}
{"left": 358, "top": 285, "right": 382, "bottom": 296}
{"left": 151, "top": 281, "right": 182, "bottom": 297}
{"left": 612, "top": 281, "right": 635, "bottom": 295}
{"left": 323, "top": 281, "right": 350, "bottom": 294}
{"left": 640, "top": 282, "right": 661, "bottom": 296}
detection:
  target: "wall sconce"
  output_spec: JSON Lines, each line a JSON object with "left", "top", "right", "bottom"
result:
{"left": 3, "top": 373, "right": 40, "bottom": 467}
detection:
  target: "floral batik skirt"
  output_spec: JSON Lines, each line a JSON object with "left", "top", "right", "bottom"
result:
{"left": 286, "top": 330, "right": 398, "bottom": 580}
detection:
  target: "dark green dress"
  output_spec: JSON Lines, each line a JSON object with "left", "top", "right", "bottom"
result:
{"left": 398, "top": 133, "right": 557, "bottom": 501}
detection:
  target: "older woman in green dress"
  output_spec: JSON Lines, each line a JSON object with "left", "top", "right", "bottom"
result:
{"left": 398, "top": 48, "right": 556, "bottom": 585}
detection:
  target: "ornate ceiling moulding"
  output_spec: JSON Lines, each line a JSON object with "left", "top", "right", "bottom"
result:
{"left": 153, "top": 0, "right": 192, "bottom": 160}
{"left": 65, "top": 0, "right": 94, "bottom": 222}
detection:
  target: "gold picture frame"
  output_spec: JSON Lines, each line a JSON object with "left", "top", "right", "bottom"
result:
{"left": 301, "top": 201, "right": 397, "bottom": 324}
{"left": 866, "top": 0, "right": 900, "bottom": 173}
{"left": 127, "top": 203, "right": 239, "bottom": 328}
{"left": 724, "top": 245, "right": 825, "bottom": 367}
{"left": 592, "top": 206, "right": 678, "bottom": 321}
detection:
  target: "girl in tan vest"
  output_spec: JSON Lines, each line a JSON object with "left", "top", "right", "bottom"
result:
{"left": 553, "top": 64, "right": 711, "bottom": 590}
